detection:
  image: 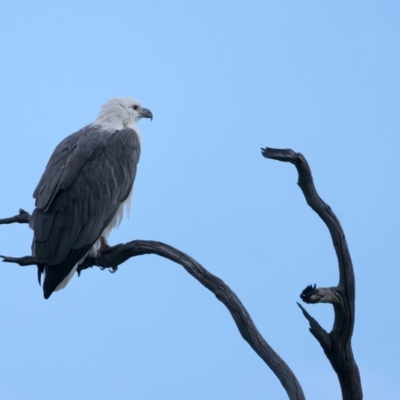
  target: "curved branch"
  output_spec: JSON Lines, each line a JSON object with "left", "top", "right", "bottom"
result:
{"left": 1, "top": 233, "right": 305, "bottom": 400}
{"left": 261, "top": 147, "right": 362, "bottom": 400}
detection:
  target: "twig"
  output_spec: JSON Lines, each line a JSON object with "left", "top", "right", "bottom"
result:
{"left": 0, "top": 209, "right": 30, "bottom": 225}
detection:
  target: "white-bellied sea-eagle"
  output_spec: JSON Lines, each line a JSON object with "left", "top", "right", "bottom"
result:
{"left": 29, "top": 98, "right": 152, "bottom": 299}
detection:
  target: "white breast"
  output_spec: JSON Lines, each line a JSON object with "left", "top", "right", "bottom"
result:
{"left": 100, "top": 188, "right": 133, "bottom": 241}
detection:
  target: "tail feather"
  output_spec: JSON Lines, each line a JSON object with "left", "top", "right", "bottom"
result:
{"left": 37, "top": 264, "right": 45, "bottom": 285}
{"left": 43, "top": 263, "right": 78, "bottom": 299}
{"left": 41, "top": 244, "right": 93, "bottom": 299}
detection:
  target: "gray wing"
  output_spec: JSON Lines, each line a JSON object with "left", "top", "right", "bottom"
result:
{"left": 30, "top": 125, "right": 140, "bottom": 296}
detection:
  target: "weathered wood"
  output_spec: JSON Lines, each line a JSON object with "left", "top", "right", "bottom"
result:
{"left": 262, "top": 147, "right": 363, "bottom": 400}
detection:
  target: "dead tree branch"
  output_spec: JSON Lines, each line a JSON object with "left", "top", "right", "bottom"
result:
{"left": 261, "top": 147, "right": 362, "bottom": 400}
{"left": 1, "top": 211, "right": 305, "bottom": 400}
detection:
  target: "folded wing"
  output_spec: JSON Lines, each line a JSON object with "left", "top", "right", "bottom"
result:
{"left": 30, "top": 125, "right": 141, "bottom": 298}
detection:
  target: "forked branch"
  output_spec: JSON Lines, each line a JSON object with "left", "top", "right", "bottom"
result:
{"left": 261, "top": 147, "right": 362, "bottom": 400}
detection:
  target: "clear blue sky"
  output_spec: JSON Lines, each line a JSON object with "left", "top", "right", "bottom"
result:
{"left": 0, "top": 1, "right": 399, "bottom": 399}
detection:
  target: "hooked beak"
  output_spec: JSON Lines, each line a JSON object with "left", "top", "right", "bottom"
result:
{"left": 140, "top": 107, "right": 153, "bottom": 121}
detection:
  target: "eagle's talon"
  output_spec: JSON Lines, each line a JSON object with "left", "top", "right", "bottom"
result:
{"left": 99, "top": 265, "right": 118, "bottom": 273}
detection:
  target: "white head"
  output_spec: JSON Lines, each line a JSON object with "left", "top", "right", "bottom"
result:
{"left": 93, "top": 97, "right": 153, "bottom": 131}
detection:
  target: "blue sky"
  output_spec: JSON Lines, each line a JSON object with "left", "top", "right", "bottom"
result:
{"left": 0, "top": 1, "right": 399, "bottom": 399}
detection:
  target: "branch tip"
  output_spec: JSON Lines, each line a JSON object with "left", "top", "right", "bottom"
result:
{"left": 0, "top": 209, "right": 31, "bottom": 225}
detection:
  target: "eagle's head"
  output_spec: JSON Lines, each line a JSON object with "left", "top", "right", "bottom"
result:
{"left": 94, "top": 97, "right": 153, "bottom": 131}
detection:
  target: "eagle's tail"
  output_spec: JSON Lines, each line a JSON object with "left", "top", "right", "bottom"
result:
{"left": 39, "top": 244, "right": 93, "bottom": 299}
{"left": 43, "top": 263, "right": 80, "bottom": 299}
{"left": 37, "top": 263, "right": 45, "bottom": 285}
{"left": 42, "top": 263, "right": 79, "bottom": 299}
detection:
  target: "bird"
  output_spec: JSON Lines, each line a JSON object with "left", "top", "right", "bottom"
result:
{"left": 29, "top": 98, "right": 152, "bottom": 299}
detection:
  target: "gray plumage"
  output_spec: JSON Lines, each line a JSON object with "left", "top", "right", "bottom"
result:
{"left": 30, "top": 98, "right": 152, "bottom": 299}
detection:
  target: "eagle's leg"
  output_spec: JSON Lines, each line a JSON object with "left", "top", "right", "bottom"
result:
{"left": 98, "top": 236, "right": 118, "bottom": 273}
{"left": 100, "top": 236, "right": 111, "bottom": 252}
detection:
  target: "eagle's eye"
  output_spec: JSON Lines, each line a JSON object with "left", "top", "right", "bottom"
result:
{"left": 133, "top": 105, "right": 139, "bottom": 111}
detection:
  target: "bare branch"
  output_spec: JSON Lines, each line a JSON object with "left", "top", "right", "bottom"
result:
{"left": 1, "top": 238, "right": 305, "bottom": 400}
{"left": 0, "top": 209, "right": 30, "bottom": 225}
{"left": 261, "top": 147, "right": 362, "bottom": 400}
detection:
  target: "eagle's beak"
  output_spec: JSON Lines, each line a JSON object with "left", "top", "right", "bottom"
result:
{"left": 140, "top": 108, "right": 153, "bottom": 121}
